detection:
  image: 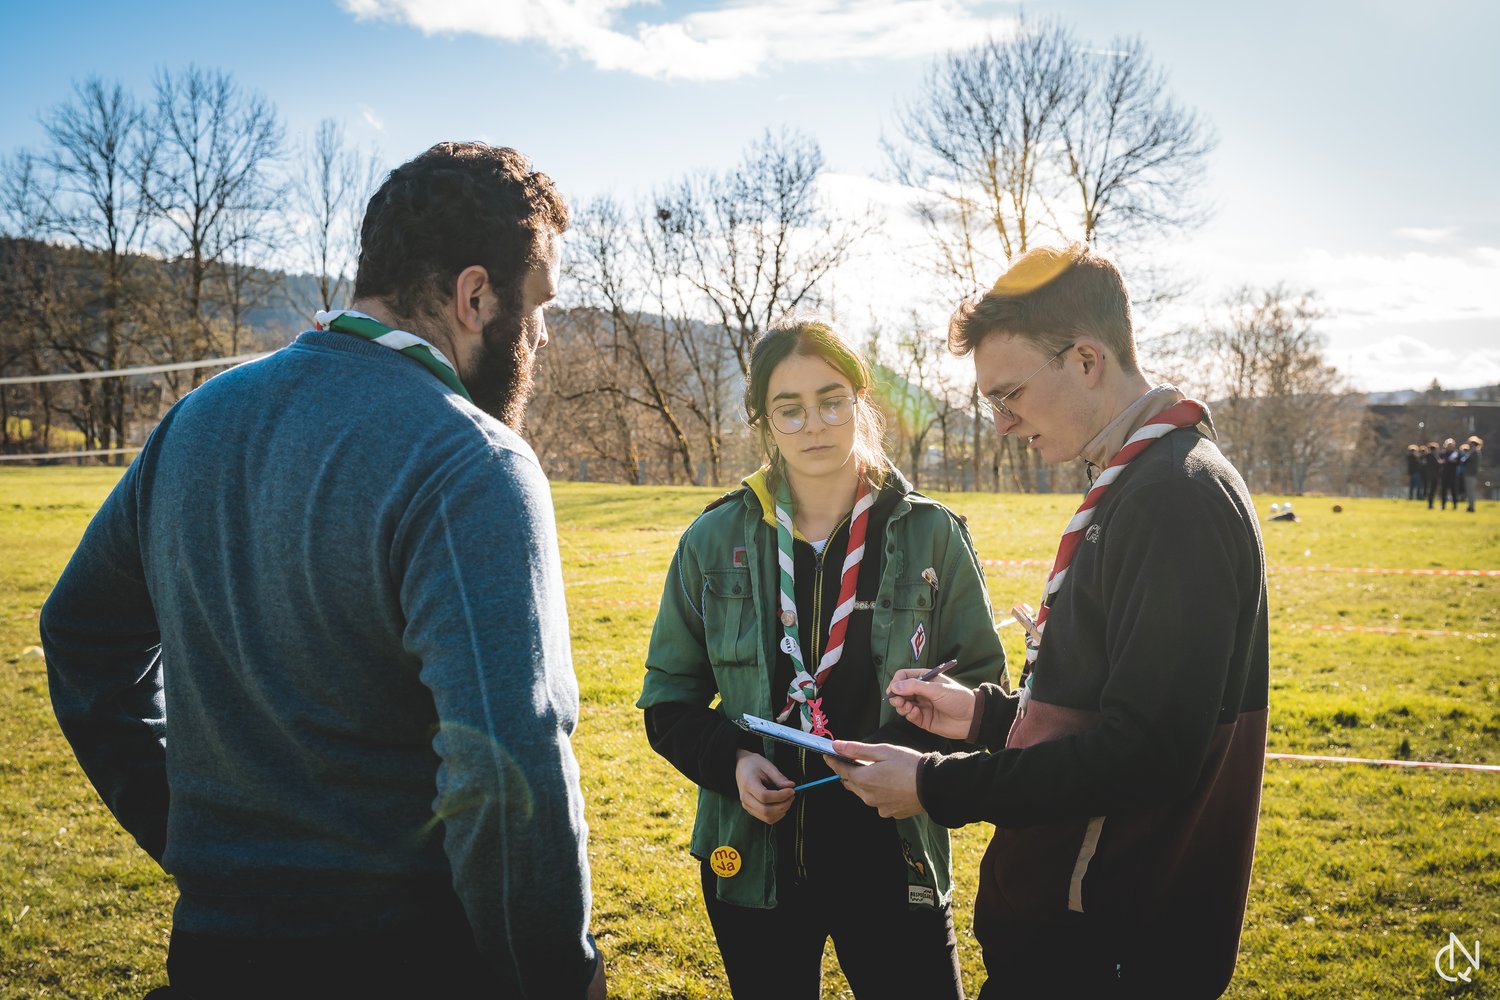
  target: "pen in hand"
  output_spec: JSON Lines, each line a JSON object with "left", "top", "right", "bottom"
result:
{"left": 793, "top": 774, "right": 841, "bottom": 792}
{"left": 886, "top": 658, "right": 959, "bottom": 702}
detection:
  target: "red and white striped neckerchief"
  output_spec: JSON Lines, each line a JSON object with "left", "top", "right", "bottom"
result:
{"left": 774, "top": 476, "right": 875, "bottom": 736}
{"left": 1019, "top": 398, "right": 1209, "bottom": 710}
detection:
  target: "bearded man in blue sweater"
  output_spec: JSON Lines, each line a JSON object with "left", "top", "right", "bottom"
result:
{"left": 41, "top": 142, "right": 605, "bottom": 998}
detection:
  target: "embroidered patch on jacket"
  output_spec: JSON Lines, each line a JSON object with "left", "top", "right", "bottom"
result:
{"left": 901, "top": 838, "right": 927, "bottom": 878}
{"left": 853, "top": 600, "right": 876, "bottom": 611}
{"left": 1085, "top": 524, "right": 1102, "bottom": 543}
{"left": 733, "top": 546, "right": 748, "bottom": 567}
{"left": 910, "top": 622, "right": 927, "bottom": 660}
{"left": 908, "top": 885, "right": 937, "bottom": 906}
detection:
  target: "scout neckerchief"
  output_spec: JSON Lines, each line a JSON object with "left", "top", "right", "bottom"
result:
{"left": 773, "top": 473, "right": 875, "bottom": 736}
{"left": 313, "top": 309, "right": 471, "bottom": 402}
{"left": 1018, "top": 398, "right": 1208, "bottom": 714}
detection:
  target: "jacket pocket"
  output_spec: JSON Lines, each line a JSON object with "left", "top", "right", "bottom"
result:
{"left": 888, "top": 580, "right": 936, "bottom": 671}
{"left": 702, "top": 569, "right": 757, "bottom": 667}
{"left": 690, "top": 786, "right": 777, "bottom": 908}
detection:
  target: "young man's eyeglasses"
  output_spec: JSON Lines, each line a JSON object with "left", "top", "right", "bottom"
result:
{"left": 770, "top": 395, "right": 857, "bottom": 435}
{"left": 979, "top": 343, "right": 1075, "bottom": 422}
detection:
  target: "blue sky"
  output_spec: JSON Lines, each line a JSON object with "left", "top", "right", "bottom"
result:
{"left": 3, "top": 0, "right": 1496, "bottom": 392}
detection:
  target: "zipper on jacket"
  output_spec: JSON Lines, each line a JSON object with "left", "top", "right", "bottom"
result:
{"left": 795, "top": 510, "right": 850, "bottom": 882}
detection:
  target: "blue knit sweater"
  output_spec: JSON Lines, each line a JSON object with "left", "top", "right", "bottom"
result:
{"left": 41, "top": 330, "right": 597, "bottom": 996}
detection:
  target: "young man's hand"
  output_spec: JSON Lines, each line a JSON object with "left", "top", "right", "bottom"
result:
{"left": 824, "top": 743, "right": 924, "bottom": 819}
{"left": 885, "top": 669, "right": 978, "bottom": 740}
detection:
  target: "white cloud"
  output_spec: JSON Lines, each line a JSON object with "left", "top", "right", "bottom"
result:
{"left": 1395, "top": 225, "right": 1457, "bottom": 244}
{"left": 339, "top": 0, "right": 1017, "bottom": 80}
{"left": 1143, "top": 240, "right": 1500, "bottom": 391}
{"left": 1324, "top": 335, "right": 1500, "bottom": 393}
{"left": 359, "top": 104, "right": 386, "bottom": 131}
{"left": 1299, "top": 246, "right": 1500, "bottom": 326}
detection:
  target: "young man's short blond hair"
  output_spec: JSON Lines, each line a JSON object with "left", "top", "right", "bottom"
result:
{"left": 948, "top": 243, "right": 1140, "bottom": 375}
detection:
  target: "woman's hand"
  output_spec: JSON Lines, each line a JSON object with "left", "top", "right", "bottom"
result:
{"left": 734, "top": 750, "right": 795, "bottom": 824}
{"left": 885, "top": 668, "right": 978, "bottom": 740}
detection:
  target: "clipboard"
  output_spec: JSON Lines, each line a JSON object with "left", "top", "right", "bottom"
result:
{"left": 735, "top": 714, "right": 866, "bottom": 765}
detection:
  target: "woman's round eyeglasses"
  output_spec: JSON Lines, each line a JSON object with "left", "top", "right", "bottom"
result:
{"left": 769, "top": 395, "right": 857, "bottom": 435}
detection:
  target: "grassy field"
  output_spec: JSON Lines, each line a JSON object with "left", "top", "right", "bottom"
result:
{"left": 1, "top": 467, "right": 1496, "bottom": 998}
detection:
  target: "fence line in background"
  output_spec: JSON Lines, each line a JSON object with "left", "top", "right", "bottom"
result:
{"left": 1266, "top": 753, "right": 1500, "bottom": 773}
{"left": 0, "top": 447, "right": 144, "bottom": 463}
{"left": 0, "top": 353, "right": 270, "bottom": 386}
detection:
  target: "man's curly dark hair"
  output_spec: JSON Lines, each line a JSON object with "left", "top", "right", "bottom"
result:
{"left": 353, "top": 142, "right": 569, "bottom": 321}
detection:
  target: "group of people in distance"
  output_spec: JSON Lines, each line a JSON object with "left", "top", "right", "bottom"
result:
{"left": 1406, "top": 437, "right": 1484, "bottom": 510}
{"left": 41, "top": 142, "right": 1269, "bottom": 999}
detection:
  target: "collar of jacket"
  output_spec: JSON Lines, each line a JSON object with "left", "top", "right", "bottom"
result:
{"left": 740, "top": 464, "right": 914, "bottom": 537}
{"left": 1079, "top": 383, "right": 1218, "bottom": 479}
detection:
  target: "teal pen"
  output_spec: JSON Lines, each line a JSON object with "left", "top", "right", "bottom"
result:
{"left": 793, "top": 774, "right": 841, "bottom": 792}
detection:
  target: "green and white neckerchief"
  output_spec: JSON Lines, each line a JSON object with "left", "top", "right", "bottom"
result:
{"left": 314, "top": 309, "right": 471, "bottom": 401}
{"left": 772, "top": 473, "right": 874, "bottom": 736}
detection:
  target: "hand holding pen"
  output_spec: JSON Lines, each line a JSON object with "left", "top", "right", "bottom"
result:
{"left": 883, "top": 659, "right": 977, "bottom": 740}
{"left": 794, "top": 661, "right": 963, "bottom": 794}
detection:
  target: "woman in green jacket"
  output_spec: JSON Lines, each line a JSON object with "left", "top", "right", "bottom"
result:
{"left": 638, "top": 321, "right": 1007, "bottom": 998}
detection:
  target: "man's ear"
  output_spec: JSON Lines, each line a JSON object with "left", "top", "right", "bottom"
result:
{"left": 452, "top": 265, "right": 491, "bottom": 335}
{"left": 1075, "top": 339, "right": 1106, "bottom": 386}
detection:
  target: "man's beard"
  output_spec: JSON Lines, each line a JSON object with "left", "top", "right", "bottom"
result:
{"left": 466, "top": 308, "right": 536, "bottom": 430}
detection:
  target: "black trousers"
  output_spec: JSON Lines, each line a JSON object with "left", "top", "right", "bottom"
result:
{"left": 161, "top": 908, "right": 492, "bottom": 999}
{"left": 1441, "top": 477, "right": 1459, "bottom": 508}
{"left": 700, "top": 859, "right": 963, "bottom": 1000}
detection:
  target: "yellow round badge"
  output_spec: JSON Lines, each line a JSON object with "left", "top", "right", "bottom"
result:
{"left": 709, "top": 845, "right": 742, "bottom": 878}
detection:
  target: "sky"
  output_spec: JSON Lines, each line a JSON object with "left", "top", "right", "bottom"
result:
{"left": 2, "top": 0, "right": 1496, "bottom": 393}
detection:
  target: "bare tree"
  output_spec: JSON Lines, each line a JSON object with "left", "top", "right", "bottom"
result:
{"left": 895, "top": 18, "right": 1212, "bottom": 271}
{"left": 292, "top": 119, "right": 378, "bottom": 312}
{"left": 34, "top": 79, "right": 158, "bottom": 458}
{"left": 876, "top": 317, "right": 948, "bottom": 489}
{"left": 1060, "top": 37, "right": 1213, "bottom": 247}
{"left": 529, "top": 307, "right": 647, "bottom": 484}
{"left": 1152, "top": 285, "right": 1349, "bottom": 494}
{"left": 147, "top": 65, "right": 283, "bottom": 367}
{"left": 891, "top": 17, "right": 1079, "bottom": 293}
{"left": 641, "top": 203, "right": 739, "bottom": 486}
{"left": 210, "top": 203, "right": 282, "bottom": 355}
{"left": 0, "top": 153, "right": 62, "bottom": 452}
{"left": 553, "top": 134, "right": 861, "bottom": 487}
{"left": 661, "top": 129, "right": 868, "bottom": 375}
{"left": 566, "top": 195, "right": 700, "bottom": 483}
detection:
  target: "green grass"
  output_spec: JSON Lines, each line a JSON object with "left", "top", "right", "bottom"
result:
{"left": 2, "top": 470, "right": 1497, "bottom": 998}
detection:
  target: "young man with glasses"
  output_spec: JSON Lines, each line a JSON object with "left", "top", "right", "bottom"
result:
{"left": 830, "top": 244, "right": 1269, "bottom": 999}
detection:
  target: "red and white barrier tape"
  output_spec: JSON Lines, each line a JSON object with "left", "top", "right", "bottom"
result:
{"left": 1272, "top": 565, "right": 1500, "bottom": 577}
{"left": 1266, "top": 753, "right": 1500, "bottom": 773}
{"left": 1289, "top": 623, "right": 1496, "bottom": 640}
{"left": 568, "top": 600, "right": 1495, "bottom": 642}
{"left": 979, "top": 559, "right": 1498, "bottom": 576}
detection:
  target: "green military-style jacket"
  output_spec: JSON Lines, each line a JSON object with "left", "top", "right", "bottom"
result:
{"left": 638, "top": 471, "right": 1007, "bottom": 909}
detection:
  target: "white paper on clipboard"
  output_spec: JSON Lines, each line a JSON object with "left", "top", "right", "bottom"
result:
{"left": 736, "top": 714, "right": 866, "bottom": 765}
